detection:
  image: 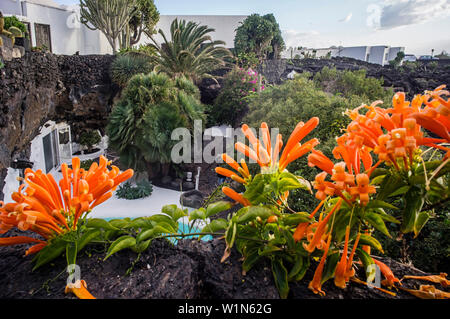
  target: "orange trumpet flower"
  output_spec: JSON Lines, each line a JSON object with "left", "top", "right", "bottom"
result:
{"left": 235, "top": 118, "right": 319, "bottom": 171}
{"left": 308, "top": 234, "right": 332, "bottom": 296}
{"left": 373, "top": 258, "right": 401, "bottom": 288}
{"left": 221, "top": 187, "right": 250, "bottom": 207}
{"left": 401, "top": 273, "right": 449, "bottom": 288}
{"left": 0, "top": 156, "right": 133, "bottom": 255}
{"left": 215, "top": 154, "right": 251, "bottom": 185}
{"left": 303, "top": 199, "right": 342, "bottom": 253}
{"left": 65, "top": 280, "right": 96, "bottom": 299}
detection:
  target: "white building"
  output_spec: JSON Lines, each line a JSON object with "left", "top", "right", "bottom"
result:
{"left": 282, "top": 45, "right": 405, "bottom": 66}
{"left": 0, "top": 0, "right": 246, "bottom": 55}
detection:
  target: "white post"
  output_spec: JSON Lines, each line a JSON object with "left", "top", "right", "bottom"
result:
{"left": 195, "top": 167, "right": 201, "bottom": 191}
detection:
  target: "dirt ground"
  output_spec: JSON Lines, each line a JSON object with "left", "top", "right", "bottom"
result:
{"left": 0, "top": 228, "right": 445, "bottom": 299}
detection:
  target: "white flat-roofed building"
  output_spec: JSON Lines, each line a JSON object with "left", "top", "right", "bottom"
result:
{"left": 282, "top": 45, "right": 405, "bottom": 66}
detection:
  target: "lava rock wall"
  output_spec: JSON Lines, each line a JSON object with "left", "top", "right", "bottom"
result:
{"left": 0, "top": 52, "right": 117, "bottom": 199}
{"left": 258, "top": 57, "right": 450, "bottom": 97}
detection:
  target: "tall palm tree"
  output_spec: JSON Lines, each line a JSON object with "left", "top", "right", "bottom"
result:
{"left": 150, "top": 19, "right": 232, "bottom": 83}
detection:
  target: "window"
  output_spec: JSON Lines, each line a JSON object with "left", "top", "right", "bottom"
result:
{"left": 42, "top": 130, "right": 59, "bottom": 173}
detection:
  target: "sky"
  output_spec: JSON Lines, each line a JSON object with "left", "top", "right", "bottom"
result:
{"left": 54, "top": 0, "right": 450, "bottom": 56}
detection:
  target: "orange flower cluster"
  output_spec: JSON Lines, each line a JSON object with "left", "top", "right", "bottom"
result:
{"left": 307, "top": 86, "right": 450, "bottom": 207}
{"left": 216, "top": 118, "right": 319, "bottom": 205}
{"left": 0, "top": 156, "right": 133, "bottom": 255}
{"left": 308, "top": 146, "right": 376, "bottom": 207}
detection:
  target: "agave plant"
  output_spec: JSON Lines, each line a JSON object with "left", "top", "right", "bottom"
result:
{"left": 150, "top": 19, "right": 233, "bottom": 83}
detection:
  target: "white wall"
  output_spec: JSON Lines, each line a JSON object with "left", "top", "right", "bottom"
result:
{"left": 388, "top": 47, "right": 405, "bottom": 62}
{"left": 22, "top": 2, "right": 112, "bottom": 55}
{"left": 368, "top": 46, "right": 388, "bottom": 65}
{"left": 0, "top": 0, "right": 112, "bottom": 55}
{"left": 1, "top": 0, "right": 23, "bottom": 16}
{"left": 145, "top": 15, "right": 247, "bottom": 49}
{"left": 337, "top": 46, "right": 369, "bottom": 61}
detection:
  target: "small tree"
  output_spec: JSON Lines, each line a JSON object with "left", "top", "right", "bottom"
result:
{"left": 80, "top": 0, "right": 138, "bottom": 53}
{"left": 389, "top": 51, "right": 405, "bottom": 67}
{"left": 234, "top": 14, "right": 285, "bottom": 61}
{"left": 119, "top": 0, "right": 160, "bottom": 49}
{"left": 150, "top": 19, "right": 232, "bottom": 84}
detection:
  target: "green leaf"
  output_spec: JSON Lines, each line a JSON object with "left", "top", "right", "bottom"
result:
{"left": 104, "top": 236, "right": 136, "bottom": 260}
{"left": 365, "top": 212, "right": 392, "bottom": 238}
{"left": 278, "top": 172, "right": 311, "bottom": 193}
{"left": 372, "top": 208, "right": 401, "bottom": 224}
{"left": 237, "top": 206, "right": 273, "bottom": 223}
{"left": 148, "top": 214, "right": 178, "bottom": 229}
{"left": 225, "top": 221, "right": 237, "bottom": 250}
{"left": 294, "top": 256, "right": 310, "bottom": 281}
{"left": 356, "top": 248, "right": 376, "bottom": 282}
{"left": 66, "top": 241, "right": 78, "bottom": 266}
{"left": 136, "top": 225, "right": 173, "bottom": 242}
{"left": 243, "top": 174, "right": 267, "bottom": 204}
{"left": 133, "top": 239, "right": 152, "bottom": 253}
{"left": 414, "top": 211, "right": 430, "bottom": 238}
{"left": 366, "top": 200, "right": 399, "bottom": 211}
{"left": 77, "top": 229, "right": 101, "bottom": 252}
{"left": 86, "top": 218, "right": 118, "bottom": 230}
{"left": 271, "top": 257, "right": 289, "bottom": 299}
{"left": 282, "top": 212, "right": 312, "bottom": 226}
{"left": 108, "top": 219, "right": 130, "bottom": 229}
{"left": 259, "top": 245, "right": 283, "bottom": 256}
{"left": 401, "top": 186, "right": 425, "bottom": 234}
{"left": 377, "top": 174, "right": 407, "bottom": 201}
{"left": 242, "top": 248, "right": 261, "bottom": 273}
{"left": 358, "top": 234, "right": 384, "bottom": 253}
{"left": 388, "top": 186, "right": 410, "bottom": 198}
{"left": 288, "top": 256, "right": 304, "bottom": 280}
{"left": 127, "top": 217, "right": 154, "bottom": 229}
{"left": 200, "top": 219, "right": 228, "bottom": 234}
{"left": 32, "top": 239, "right": 67, "bottom": 271}
{"left": 189, "top": 208, "right": 206, "bottom": 221}
{"left": 162, "top": 204, "right": 187, "bottom": 221}
{"left": 282, "top": 228, "right": 295, "bottom": 251}
{"left": 321, "top": 252, "right": 340, "bottom": 284}
{"left": 205, "top": 201, "right": 232, "bottom": 218}
{"left": 370, "top": 168, "right": 388, "bottom": 179}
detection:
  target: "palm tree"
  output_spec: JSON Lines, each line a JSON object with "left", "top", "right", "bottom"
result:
{"left": 150, "top": 19, "right": 233, "bottom": 83}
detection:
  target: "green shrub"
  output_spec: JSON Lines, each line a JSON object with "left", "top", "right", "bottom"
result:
{"left": 80, "top": 159, "right": 97, "bottom": 170}
{"left": 110, "top": 53, "right": 153, "bottom": 87}
{"left": 79, "top": 130, "right": 101, "bottom": 153}
{"left": 3, "top": 16, "right": 27, "bottom": 37}
{"left": 107, "top": 72, "right": 204, "bottom": 174}
{"left": 116, "top": 180, "right": 153, "bottom": 200}
{"left": 236, "top": 52, "right": 259, "bottom": 69}
{"left": 207, "top": 67, "right": 260, "bottom": 127}
{"left": 313, "top": 67, "right": 394, "bottom": 104}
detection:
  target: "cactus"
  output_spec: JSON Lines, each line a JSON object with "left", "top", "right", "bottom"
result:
{"left": 0, "top": 12, "right": 4, "bottom": 33}
{"left": 8, "top": 26, "right": 22, "bottom": 38}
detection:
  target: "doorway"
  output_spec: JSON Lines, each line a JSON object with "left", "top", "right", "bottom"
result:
{"left": 34, "top": 23, "right": 52, "bottom": 52}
